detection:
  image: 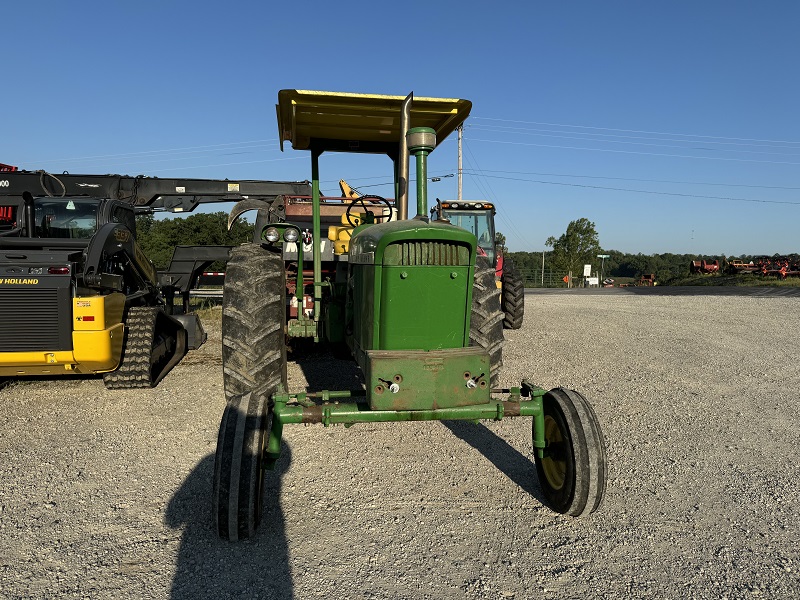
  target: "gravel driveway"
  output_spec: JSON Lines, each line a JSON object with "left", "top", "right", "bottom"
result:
{"left": 1, "top": 295, "right": 798, "bottom": 599}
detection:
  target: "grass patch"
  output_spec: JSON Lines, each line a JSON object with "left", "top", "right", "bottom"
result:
{"left": 194, "top": 303, "right": 223, "bottom": 325}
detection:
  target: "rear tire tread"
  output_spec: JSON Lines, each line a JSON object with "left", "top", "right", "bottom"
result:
{"left": 470, "top": 256, "right": 504, "bottom": 386}
{"left": 501, "top": 258, "right": 525, "bottom": 330}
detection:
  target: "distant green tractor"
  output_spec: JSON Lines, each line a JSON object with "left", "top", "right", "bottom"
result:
{"left": 213, "top": 90, "right": 607, "bottom": 541}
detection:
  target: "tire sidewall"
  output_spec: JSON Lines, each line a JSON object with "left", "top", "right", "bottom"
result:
{"left": 535, "top": 396, "right": 577, "bottom": 512}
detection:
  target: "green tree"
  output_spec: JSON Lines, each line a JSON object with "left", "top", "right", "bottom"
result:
{"left": 135, "top": 212, "right": 254, "bottom": 269}
{"left": 545, "top": 218, "right": 601, "bottom": 277}
{"left": 495, "top": 231, "right": 507, "bottom": 254}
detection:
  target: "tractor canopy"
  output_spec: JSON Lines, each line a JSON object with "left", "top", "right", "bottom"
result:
{"left": 276, "top": 89, "right": 472, "bottom": 154}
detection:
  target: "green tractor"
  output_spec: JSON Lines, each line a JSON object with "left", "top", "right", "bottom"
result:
{"left": 212, "top": 90, "right": 607, "bottom": 541}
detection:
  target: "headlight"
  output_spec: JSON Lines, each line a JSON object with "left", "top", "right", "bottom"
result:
{"left": 264, "top": 227, "right": 280, "bottom": 243}
{"left": 451, "top": 202, "right": 459, "bottom": 208}
{"left": 284, "top": 228, "right": 299, "bottom": 243}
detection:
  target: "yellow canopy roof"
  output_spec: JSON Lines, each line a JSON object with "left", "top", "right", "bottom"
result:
{"left": 276, "top": 90, "right": 472, "bottom": 154}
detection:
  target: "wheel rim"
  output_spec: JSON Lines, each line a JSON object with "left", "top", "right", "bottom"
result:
{"left": 541, "top": 414, "right": 567, "bottom": 490}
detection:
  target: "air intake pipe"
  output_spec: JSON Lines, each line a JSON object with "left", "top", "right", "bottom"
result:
{"left": 407, "top": 127, "right": 436, "bottom": 218}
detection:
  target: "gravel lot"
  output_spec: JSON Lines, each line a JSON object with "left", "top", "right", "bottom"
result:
{"left": 1, "top": 294, "right": 799, "bottom": 599}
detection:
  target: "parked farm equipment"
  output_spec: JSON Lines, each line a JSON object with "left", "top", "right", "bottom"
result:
{"left": 726, "top": 256, "right": 800, "bottom": 279}
{"left": 212, "top": 89, "right": 607, "bottom": 541}
{"left": 689, "top": 259, "right": 719, "bottom": 274}
{"left": 636, "top": 273, "right": 656, "bottom": 286}
{"left": 339, "top": 187, "right": 525, "bottom": 329}
{"left": 0, "top": 171, "right": 309, "bottom": 387}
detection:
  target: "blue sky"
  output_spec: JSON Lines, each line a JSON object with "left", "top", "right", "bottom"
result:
{"left": 3, "top": 1, "right": 799, "bottom": 256}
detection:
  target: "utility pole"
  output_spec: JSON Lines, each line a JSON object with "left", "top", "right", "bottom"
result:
{"left": 541, "top": 250, "right": 545, "bottom": 287}
{"left": 457, "top": 124, "right": 463, "bottom": 201}
{"left": 597, "top": 254, "right": 610, "bottom": 283}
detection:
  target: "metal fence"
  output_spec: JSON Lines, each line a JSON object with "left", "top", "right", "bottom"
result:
{"left": 517, "top": 268, "right": 571, "bottom": 288}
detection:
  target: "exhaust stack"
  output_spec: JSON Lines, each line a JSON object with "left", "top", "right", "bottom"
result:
{"left": 398, "top": 93, "right": 412, "bottom": 220}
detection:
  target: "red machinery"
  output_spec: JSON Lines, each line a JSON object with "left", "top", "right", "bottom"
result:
{"left": 689, "top": 259, "right": 720, "bottom": 274}
{"left": 727, "top": 256, "right": 800, "bottom": 279}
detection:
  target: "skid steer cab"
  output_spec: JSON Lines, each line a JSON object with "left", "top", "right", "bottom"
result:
{"left": 0, "top": 195, "right": 190, "bottom": 387}
{"left": 213, "top": 90, "right": 607, "bottom": 541}
{"left": 0, "top": 173, "right": 311, "bottom": 388}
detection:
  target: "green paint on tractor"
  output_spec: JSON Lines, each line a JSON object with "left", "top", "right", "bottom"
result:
{"left": 212, "top": 90, "right": 609, "bottom": 543}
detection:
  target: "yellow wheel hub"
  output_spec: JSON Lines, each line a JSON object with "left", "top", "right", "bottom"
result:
{"left": 541, "top": 415, "right": 567, "bottom": 490}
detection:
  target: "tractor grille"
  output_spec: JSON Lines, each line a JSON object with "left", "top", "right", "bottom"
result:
{"left": 385, "top": 241, "right": 469, "bottom": 266}
{"left": 0, "top": 288, "right": 64, "bottom": 351}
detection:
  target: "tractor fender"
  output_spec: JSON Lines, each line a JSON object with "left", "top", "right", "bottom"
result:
{"left": 228, "top": 197, "right": 284, "bottom": 232}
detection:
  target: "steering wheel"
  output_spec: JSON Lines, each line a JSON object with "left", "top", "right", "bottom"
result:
{"left": 345, "top": 195, "right": 394, "bottom": 228}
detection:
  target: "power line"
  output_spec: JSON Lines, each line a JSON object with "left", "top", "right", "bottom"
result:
{"left": 467, "top": 125, "right": 800, "bottom": 157}
{"left": 325, "top": 163, "right": 800, "bottom": 209}
{"left": 471, "top": 173, "right": 800, "bottom": 206}
{"left": 470, "top": 116, "right": 800, "bottom": 146}
{"left": 140, "top": 156, "right": 306, "bottom": 174}
{"left": 467, "top": 137, "right": 800, "bottom": 166}
{"left": 30, "top": 139, "right": 281, "bottom": 164}
{"left": 467, "top": 123, "right": 800, "bottom": 151}
{"left": 462, "top": 145, "right": 529, "bottom": 247}
{"left": 458, "top": 168, "right": 800, "bottom": 191}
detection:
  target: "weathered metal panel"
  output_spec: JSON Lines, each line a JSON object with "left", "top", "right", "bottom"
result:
{"left": 366, "top": 347, "right": 491, "bottom": 410}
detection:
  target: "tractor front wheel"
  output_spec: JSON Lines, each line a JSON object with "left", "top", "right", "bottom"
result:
{"left": 213, "top": 392, "right": 272, "bottom": 541}
{"left": 534, "top": 388, "right": 607, "bottom": 516}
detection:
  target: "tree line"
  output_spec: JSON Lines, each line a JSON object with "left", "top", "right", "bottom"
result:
{"left": 135, "top": 212, "right": 253, "bottom": 269}
{"left": 134, "top": 212, "right": 784, "bottom": 285}
{"left": 503, "top": 217, "right": 789, "bottom": 285}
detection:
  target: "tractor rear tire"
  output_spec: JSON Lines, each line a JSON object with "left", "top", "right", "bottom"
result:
{"left": 501, "top": 258, "right": 525, "bottom": 330}
{"left": 214, "top": 243, "right": 287, "bottom": 540}
{"left": 534, "top": 388, "right": 607, "bottom": 516}
{"left": 221, "top": 243, "right": 287, "bottom": 402}
{"left": 470, "top": 255, "right": 504, "bottom": 387}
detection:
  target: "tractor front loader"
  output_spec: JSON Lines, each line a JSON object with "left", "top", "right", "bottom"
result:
{"left": 0, "top": 173, "right": 310, "bottom": 388}
{"left": 213, "top": 90, "right": 607, "bottom": 541}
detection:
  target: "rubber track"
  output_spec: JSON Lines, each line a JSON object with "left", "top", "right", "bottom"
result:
{"left": 103, "top": 306, "right": 159, "bottom": 389}
{"left": 470, "top": 256, "right": 504, "bottom": 386}
{"left": 501, "top": 258, "right": 525, "bottom": 330}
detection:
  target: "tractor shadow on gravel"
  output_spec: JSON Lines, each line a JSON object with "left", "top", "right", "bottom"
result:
{"left": 291, "top": 343, "right": 365, "bottom": 392}
{"left": 166, "top": 445, "right": 294, "bottom": 599}
{"left": 442, "top": 421, "right": 549, "bottom": 505}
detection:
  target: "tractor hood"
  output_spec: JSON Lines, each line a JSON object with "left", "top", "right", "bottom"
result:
{"left": 349, "top": 220, "right": 476, "bottom": 266}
